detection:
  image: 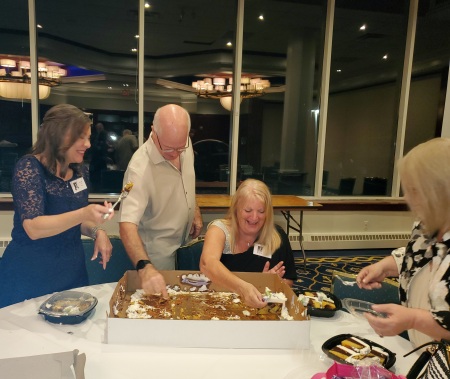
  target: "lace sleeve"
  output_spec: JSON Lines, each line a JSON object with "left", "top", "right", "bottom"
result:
{"left": 12, "top": 157, "right": 45, "bottom": 222}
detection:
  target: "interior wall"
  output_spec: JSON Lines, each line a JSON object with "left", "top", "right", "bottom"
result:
{"left": 325, "top": 83, "right": 397, "bottom": 194}
{"left": 404, "top": 74, "right": 442, "bottom": 154}
{"left": 0, "top": 209, "right": 414, "bottom": 254}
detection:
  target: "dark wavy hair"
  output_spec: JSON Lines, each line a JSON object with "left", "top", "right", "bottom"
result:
{"left": 32, "top": 104, "right": 91, "bottom": 177}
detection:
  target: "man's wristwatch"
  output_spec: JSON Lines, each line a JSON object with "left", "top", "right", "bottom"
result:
{"left": 136, "top": 259, "right": 152, "bottom": 271}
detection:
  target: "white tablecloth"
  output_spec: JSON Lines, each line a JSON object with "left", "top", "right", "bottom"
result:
{"left": 0, "top": 283, "right": 419, "bottom": 379}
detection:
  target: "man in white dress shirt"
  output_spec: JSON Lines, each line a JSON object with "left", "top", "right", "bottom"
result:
{"left": 119, "top": 104, "right": 203, "bottom": 296}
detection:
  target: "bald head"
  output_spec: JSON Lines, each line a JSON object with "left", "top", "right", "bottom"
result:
{"left": 153, "top": 104, "right": 190, "bottom": 138}
{"left": 152, "top": 104, "right": 191, "bottom": 158}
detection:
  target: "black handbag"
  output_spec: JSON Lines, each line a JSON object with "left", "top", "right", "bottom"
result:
{"left": 404, "top": 339, "right": 450, "bottom": 379}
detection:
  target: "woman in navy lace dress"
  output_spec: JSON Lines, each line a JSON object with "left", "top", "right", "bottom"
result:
{"left": 356, "top": 138, "right": 450, "bottom": 347}
{"left": 0, "top": 104, "right": 114, "bottom": 308}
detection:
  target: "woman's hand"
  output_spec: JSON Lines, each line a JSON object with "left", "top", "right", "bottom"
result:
{"left": 84, "top": 201, "right": 114, "bottom": 224}
{"left": 364, "top": 303, "right": 412, "bottom": 337}
{"left": 239, "top": 282, "right": 266, "bottom": 308}
{"left": 356, "top": 262, "right": 387, "bottom": 289}
{"left": 91, "top": 230, "right": 113, "bottom": 269}
{"left": 263, "top": 261, "right": 286, "bottom": 279}
{"left": 357, "top": 256, "right": 399, "bottom": 289}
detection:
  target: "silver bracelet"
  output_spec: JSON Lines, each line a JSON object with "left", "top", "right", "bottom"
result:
{"left": 90, "top": 225, "right": 105, "bottom": 240}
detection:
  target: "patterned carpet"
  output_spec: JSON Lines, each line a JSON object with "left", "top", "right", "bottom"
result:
{"left": 292, "top": 255, "right": 386, "bottom": 294}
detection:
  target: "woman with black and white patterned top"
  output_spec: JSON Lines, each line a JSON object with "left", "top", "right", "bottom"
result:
{"left": 356, "top": 137, "right": 450, "bottom": 347}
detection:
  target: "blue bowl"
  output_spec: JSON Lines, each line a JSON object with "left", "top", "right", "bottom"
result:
{"left": 38, "top": 290, "right": 98, "bottom": 325}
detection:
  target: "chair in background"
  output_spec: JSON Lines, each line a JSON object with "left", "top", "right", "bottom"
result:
{"left": 331, "top": 270, "right": 400, "bottom": 305}
{"left": 338, "top": 177, "right": 356, "bottom": 195}
{"left": 277, "top": 171, "right": 307, "bottom": 194}
{"left": 362, "top": 177, "right": 388, "bottom": 196}
{"left": 176, "top": 238, "right": 204, "bottom": 271}
{"left": 83, "top": 235, "right": 134, "bottom": 285}
{"left": 322, "top": 170, "right": 329, "bottom": 191}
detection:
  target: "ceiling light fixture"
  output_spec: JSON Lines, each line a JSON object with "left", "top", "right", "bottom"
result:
{"left": 156, "top": 75, "right": 285, "bottom": 111}
{"left": 0, "top": 56, "right": 66, "bottom": 100}
{"left": 192, "top": 76, "right": 270, "bottom": 98}
{"left": 192, "top": 76, "right": 274, "bottom": 111}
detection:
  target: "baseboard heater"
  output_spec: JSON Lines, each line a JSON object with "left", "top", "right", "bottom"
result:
{"left": 0, "top": 239, "right": 11, "bottom": 257}
{"left": 289, "top": 232, "right": 410, "bottom": 250}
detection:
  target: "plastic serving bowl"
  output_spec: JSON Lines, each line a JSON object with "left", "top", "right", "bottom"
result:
{"left": 322, "top": 333, "right": 396, "bottom": 369}
{"left": 341, "top": 298, "right": 388, "bottom": 319}
{"left": 38, "top": 290, "right": 98, "bottom": 324}
{"left": 296, "top": 291, "right": 342, "bottom": 318}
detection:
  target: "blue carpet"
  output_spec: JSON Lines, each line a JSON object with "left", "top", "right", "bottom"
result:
{"left": 292, "top": 250, "right": 390, "bottom": 294}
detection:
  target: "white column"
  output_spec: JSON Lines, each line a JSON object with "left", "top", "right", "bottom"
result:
{"left": 280, "top": 34, "right": 316, "bottom": 172}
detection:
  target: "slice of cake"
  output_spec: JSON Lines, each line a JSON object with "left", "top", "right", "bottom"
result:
{"left": 298, "top": 291, "right": 336, "bottom": 310}
{"left": 329, "top": 345, "right": 366, "bottom": 364}
{"left": 328, "top": 337, "right": 389, "bottom": 366}
{"left": 341, "top": 336, "right": 371, "bottom": 354}
{"left": 367, "top": 346, "right": 389, "bottom": 365}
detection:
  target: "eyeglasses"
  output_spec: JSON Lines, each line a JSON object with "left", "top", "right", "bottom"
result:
{"left": 153, "top": 130, "right": 189, "bottom": 153}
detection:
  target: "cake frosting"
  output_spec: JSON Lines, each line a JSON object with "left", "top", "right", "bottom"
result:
{"left": 123, "top": 287, "right": 294, "bottom": 321}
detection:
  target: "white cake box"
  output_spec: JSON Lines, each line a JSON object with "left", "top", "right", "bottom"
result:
{"left": 106, "top": 270, "right": 310, "bottom": 349}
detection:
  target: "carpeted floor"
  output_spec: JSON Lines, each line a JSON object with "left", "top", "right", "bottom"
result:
{"left": 292, "top": 253, "right": 387, "bottom": 294}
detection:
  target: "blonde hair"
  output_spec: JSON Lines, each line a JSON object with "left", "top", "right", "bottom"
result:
{"left": 223, "top": 179, "right": 281, "bottom": 253}
{"left": 399, "top": 137, "right": 450, "bottom": 235}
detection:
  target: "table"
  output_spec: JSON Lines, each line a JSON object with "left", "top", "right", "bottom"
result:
{"left": 197, "top": 194, "right": 322, "bottom": 271}
{"left": 0, "top": 283, "right": 419, "bottom": 379}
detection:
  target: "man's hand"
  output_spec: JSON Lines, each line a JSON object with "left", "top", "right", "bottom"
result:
{"left": 190, "top": 205, "right": 203, "bottom": 239}
{"left": 138, "top": 264, "right": 169, "bottom": 298}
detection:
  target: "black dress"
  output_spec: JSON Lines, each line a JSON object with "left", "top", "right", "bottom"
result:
{"left": 212, "top": 221, "right": 297, "bottom": 281}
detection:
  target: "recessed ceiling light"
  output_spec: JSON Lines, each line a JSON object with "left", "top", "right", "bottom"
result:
{"left": 382, "top": 54, "right": 388, "bottom": 60}
{"left": 131, "top": 48, "right": 138, "bottom": 52}
{"left": 135, "top": 35, "right": 139, "bottom": 39}
{"left": 226, "top": 41, "right": 232, "bottom": 47}
{"left": 359, "top": 24, "right": 366, "bottom": 31}
{"left": 144, "top": 2, "right": 150, "bottom": 8}
{"left": 259, "top": 14, "right": 264, "bottom": 21}
{"left": 336, "top": 69, "right": 342, "bottom": 72}
{"left": 123, "top": 83, "right": 129, "bottom": 87}
{"left": 37, "top": 24, "right": 43, "bottom": 29}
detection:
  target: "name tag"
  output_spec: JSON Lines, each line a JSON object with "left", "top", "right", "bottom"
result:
{"left": 70, "top": 177, "right": 87, "bottom": 193}
{"left": 253, "top": 243, "right": 272, "bottom": 259}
